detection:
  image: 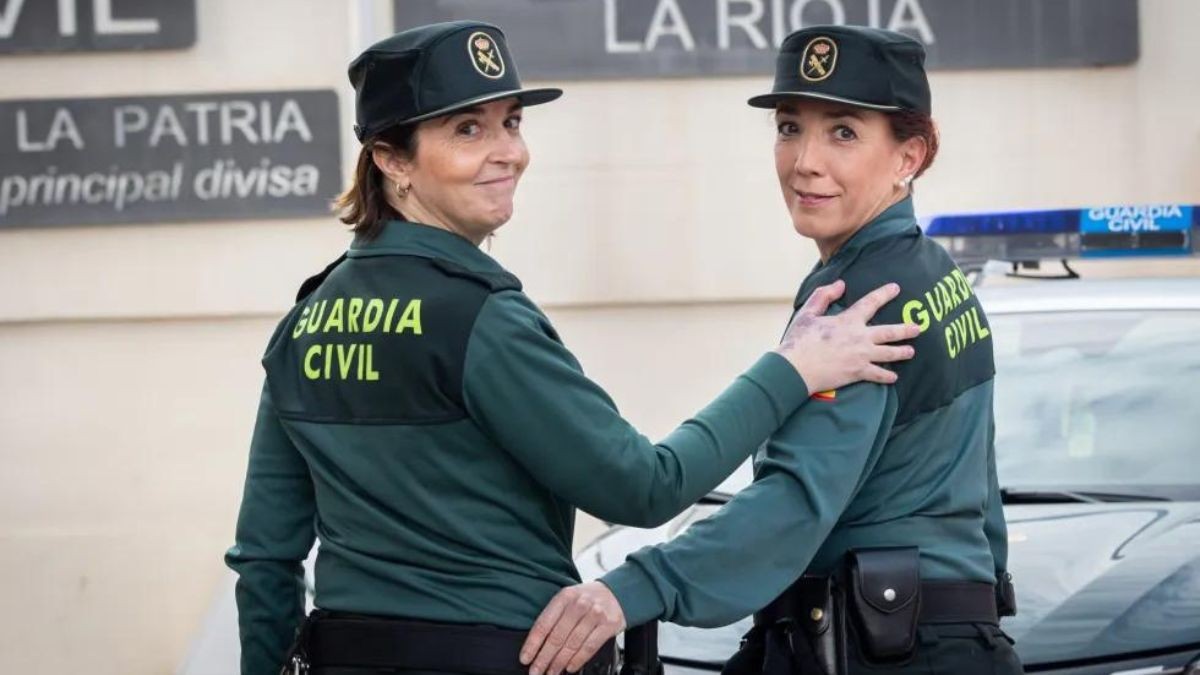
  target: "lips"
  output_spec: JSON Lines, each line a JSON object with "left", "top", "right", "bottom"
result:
{"left": 794, "top": 189, "right": 837, "bottom": 207}
{"left": 476, "top": 176, "right": 515, "bottom": 187}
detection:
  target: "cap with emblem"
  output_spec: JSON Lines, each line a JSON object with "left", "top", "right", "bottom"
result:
{"left": 748, "top": 25, "right": 931, "bottom": 114}
{"left": 348, "top": 20, "right": 562, "bottom": 141}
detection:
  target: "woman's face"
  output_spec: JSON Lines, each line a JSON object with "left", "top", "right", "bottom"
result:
{"left": 773, "top": 99, "right": 924, "bottom": 259}
{"left": 387, "top": 98, "right": 529, "bottom": 243}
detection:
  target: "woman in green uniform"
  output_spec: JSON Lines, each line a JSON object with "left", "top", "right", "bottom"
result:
{"left": 522, "top": 25, "right": 1023, "bottom": 675}
{"left": 225, "top": 21, "right": 920, "bottom": 675}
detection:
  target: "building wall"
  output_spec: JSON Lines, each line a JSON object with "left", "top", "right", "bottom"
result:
{"left": 0, "top": 2, "right": 361, "bottom": 673}
{"left": 0, "top": 1, "right": 1197, "bottom": 673}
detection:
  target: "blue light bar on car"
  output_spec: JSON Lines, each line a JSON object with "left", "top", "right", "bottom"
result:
{"left": 923, "top": 204, "right": 1197, "bottom": 266}
{"left": 924, "top": 209, "right": 1079, "bottom": 237}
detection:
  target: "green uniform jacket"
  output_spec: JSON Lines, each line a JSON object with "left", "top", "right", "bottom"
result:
{"left": 224, "top": 221, "right": 812, "bottom": 675}
{"left": 603, "top": 197, "right": 1009, "bottom": 628}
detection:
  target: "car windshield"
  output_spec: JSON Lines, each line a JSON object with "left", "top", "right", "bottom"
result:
{"left": 992, "top": 309, "right": 1200, "bottom": 496}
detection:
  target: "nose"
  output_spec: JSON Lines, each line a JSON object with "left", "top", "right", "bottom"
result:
{"left": 793, "top": 132, "right": 825, "bottom": 178}
{"left": 490, "top": 130, "right": 526, "bottom": 166}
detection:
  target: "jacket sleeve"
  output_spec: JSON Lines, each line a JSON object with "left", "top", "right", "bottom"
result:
{"left": 462, "top": 290, "right": 810, "bottom": 528}
{"left": 983, "top": 415, "right": 1008, "bottom": 575}
{"left": 224, "top": 382, "right": 316, "bottom": 675}
{"left": 600, "top": 382, "right": 895, "bottom": 628}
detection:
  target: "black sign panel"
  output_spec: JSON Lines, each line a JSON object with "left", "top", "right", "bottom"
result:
{"left": 0, "top": 0, "right": 195, "bottom": 54}
{"left": 395, "top": 0, "right": 1138, "bottom": 79}
{"left": 0, "top": 90, "right": 342, "bottom": 229}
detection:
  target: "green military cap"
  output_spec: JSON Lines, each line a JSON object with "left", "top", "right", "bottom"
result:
{"left": 349, "top": 20, "right": 562, "bottom": 141}
{"left": 748, "top": 25, "right": 931, "bottom": 114}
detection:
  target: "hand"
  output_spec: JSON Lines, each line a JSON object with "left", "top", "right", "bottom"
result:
{"left": 519, "top": 581, "right": 626, "bottom": 675}
{"left": 775, "top": 280, "right": 920, "bottom": 393}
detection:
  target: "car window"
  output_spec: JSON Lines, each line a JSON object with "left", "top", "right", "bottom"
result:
{"left": 993, "top": 309, "right": 1200, "bottom": 490}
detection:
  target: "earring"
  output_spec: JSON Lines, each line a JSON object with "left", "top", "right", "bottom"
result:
{"left": 896, "top": 176, "right": 912, "bottom": 189}
{"left": 395, "top": 182, "right": 410, "bottom": 199}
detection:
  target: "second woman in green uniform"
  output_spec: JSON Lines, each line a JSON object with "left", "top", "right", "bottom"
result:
{"left": 523, "top": 25, "right": 1024, "bottom": 675}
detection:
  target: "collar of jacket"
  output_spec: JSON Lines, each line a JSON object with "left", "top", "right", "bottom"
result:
{"left": 793, "top": 196, "right": 920, "bottom": 309}
{"left": 347, "top": 220, "right": 508, "bottom": 277}
{"left": 825, "top": 196, "right": 918, "bottom": 266}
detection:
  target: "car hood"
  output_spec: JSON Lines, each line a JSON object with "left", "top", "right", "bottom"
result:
{"left": 574, "top": 501, "right": 1200, "bottom": 667}
{"left": 1001, "top": 501, "right": 1200, "bottom": 664}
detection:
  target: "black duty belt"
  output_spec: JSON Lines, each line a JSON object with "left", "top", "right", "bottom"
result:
{"left": 917, "top": 581, "right": 1000, "bottom": 625}
{"left": 731, "top": 549, "right": 1015, "bottom": 675}
{"left": 758, "top": 580, "right": 998, "bottom": 627}
{"left": 300, "top": 611, "right": 617, "bottom": 675}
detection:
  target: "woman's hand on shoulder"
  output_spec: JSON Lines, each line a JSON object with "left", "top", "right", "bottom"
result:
{"left": 775, "top": 280, "right": 920, "bottom": 393}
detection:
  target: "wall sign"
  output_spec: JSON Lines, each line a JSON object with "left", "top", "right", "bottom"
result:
{"left": 395, "top": 0, "right": 1139, "bottom": 79}
{"left": 0, "top": 0, "right": 196, "bottom": 54}
{"left": 0, "top": 90, "right": 342, "bottom": 228}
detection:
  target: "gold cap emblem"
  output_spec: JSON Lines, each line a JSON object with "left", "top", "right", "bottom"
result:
{"left": 468, "top": 31, "right": 505, "bottom": 79}
{"left": 800, "top": 36, "right": 837, "bottom": 82}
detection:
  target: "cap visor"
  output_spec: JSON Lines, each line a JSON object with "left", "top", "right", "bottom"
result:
{"left": 405, "top": 87, "right": 563, "bottom": 124}
{"left": 747, "top": 91, "right": 901, "bottom": 111}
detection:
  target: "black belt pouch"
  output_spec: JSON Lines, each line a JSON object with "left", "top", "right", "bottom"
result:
{"left": 793, "top": 575, "right": 842, "bottom": 675}
{"left": 845, "top": 547, "right": 921, "bottom": 663}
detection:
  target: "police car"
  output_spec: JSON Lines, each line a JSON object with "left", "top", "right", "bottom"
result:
{"left": 576, "top": 204, "right": 1200, "bottom": 675}
{"left": 179, "top": 205, "right": 1200, "bottom": 675}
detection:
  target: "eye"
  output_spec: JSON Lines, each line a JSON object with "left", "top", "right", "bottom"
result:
{"left": 776, "top": 121, "right": 800, "bottom": 137}
{"left": 456, "top": 120, "right": 482, "bottom": 137}
{"left": 833, "top": 124, "right": 858, "bottom": 141}
{"left": 504, "top": 114, "right": 523, "bottom": 131}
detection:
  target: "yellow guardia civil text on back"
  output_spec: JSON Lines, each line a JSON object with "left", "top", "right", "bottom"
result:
{"left": 290, "top": 297, "right": 423, "bottom": 381}
{"left": 899, "top": 269, "right": 991, "bottom": 360}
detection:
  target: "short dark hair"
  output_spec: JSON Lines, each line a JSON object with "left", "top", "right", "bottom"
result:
{"left": 886, "top": 110, "right": 939, "bottom": 181}
{"left": 333, "top": 124, "right": 419, "bottom": 241}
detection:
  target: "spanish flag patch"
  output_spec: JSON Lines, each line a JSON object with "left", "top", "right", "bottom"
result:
{"left": 811, "top": 390, "right": 837, "bottom": 402}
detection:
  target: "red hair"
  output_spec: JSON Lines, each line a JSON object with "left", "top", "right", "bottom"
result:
{"left": 887, "top": 110, "right": 939, "bottom": 180}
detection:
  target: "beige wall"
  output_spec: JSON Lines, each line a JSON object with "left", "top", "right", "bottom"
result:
{"left": 0, "top": 2, "right": 362, "bottom": 673}
{"left": 1, "top": 1, "right": 1198, "bottom": 673}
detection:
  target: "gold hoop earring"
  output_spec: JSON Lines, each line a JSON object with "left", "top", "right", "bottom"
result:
{"left": 395, "top": 182, "right": 410, "bottom": 199}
